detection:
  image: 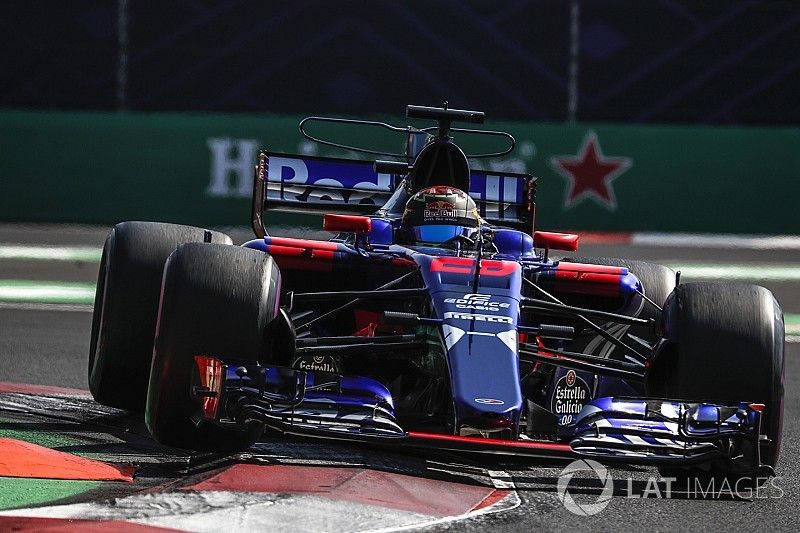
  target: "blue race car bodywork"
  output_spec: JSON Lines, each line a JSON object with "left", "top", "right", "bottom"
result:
{"left": 186, "top": 105, "right": 780, "bottom": 477}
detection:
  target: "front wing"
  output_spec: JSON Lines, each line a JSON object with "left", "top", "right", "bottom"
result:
{"left": 192, "top": 359, "right": 773, "bottom": 476}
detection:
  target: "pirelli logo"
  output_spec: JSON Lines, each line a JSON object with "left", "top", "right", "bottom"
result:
{"left": 444, "top": 312, "right": 513, "bottom": 324}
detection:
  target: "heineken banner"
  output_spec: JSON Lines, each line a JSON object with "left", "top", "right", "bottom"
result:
{"left": 1, "top": 109, "right": 798, "bottom": 233}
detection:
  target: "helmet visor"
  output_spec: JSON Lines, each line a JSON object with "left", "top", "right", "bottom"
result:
{"left": 413, "top": 225, "right": 471, "bottom": 244}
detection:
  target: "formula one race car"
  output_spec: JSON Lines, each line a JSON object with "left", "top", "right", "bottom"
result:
{"left": 88, "top": 104, "right": 785, "bottom": 478}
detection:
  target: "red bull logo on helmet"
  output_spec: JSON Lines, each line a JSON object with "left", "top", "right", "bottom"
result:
{"left": 424, "top": 200, "right": 458, "bottom": 220}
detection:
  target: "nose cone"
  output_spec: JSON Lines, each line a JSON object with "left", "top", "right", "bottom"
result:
{"left": 458, "top": 396, "right": 520, "bottom": 432}
{"left": 418, "top": 256, "right": 525, "bottom": 437}
{"left": 441, "top": 324, "right": 523, "bottom": 433}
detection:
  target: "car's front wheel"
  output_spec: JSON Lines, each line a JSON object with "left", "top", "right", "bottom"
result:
{"left": 88, "top": 221, "right": 232, "bottom": 411}
{"left": 145, "top": 243, "right": 282, "bottom": 451}
{"left": 655, "top": 282, "right": 785, "bottom": 469}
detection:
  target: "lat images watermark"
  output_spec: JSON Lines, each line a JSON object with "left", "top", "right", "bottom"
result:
{"left": 556, "top": 459, "right": 784, "bottom": 516}
{"left": 556, "top": 459, "right": 614, "bottom": 516}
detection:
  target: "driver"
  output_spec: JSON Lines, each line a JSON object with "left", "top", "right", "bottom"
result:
{"left": 400, "top": 186, "right": 481, "bottom": 246}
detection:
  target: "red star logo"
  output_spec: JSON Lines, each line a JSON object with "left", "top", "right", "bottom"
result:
{"left": 550, "top": 132, "right": 632, "bottom": 210}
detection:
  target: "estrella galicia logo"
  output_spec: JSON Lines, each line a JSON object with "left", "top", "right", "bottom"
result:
{"left": 556, "top": 459, "right": 614, "bottom": 516}
{"left": 552, "top": 369, "right": 591, "bottom": 426}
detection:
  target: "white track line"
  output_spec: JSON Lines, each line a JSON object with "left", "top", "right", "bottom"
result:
{"left": 0, "top": 244, "right": 101, "bottom": 262}
{"left": 632, "top": 233, "right": 800, "bottom": 249}
{"left": 0, "top": 282, "right": 95, "bottom": 304}
{"left": 666, "top": 264, "right": 800, "bottom": 281}
{"left": 0, "top": 302, "right": 93, "bottom": 312}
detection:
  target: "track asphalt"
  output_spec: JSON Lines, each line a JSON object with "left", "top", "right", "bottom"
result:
{"left": 0, "top": 223, "right": 798, "bottom": 532}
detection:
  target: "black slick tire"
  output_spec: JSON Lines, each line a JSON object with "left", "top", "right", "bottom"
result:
{"left": 657, "top": 282, "right": 785, "bottom": 468}
{"left": 145, "top": 243, "right": 281, "bottom": 451}
{"left": 88, "top": 221, "right": 232, "bottom": 411}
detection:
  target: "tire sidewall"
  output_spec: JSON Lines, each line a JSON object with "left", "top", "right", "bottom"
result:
{"left": 660, "top": 282, "right": 785, "bottom": 467}
{"left": 145, "top": 243, "right": 281, "bottom": 451}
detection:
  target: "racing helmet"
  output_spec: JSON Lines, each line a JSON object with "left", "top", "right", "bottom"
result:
{"left": 401, "top": 186, "right": 480, "bottom": 245}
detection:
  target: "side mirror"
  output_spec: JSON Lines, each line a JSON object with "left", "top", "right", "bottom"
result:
{"left": 323, "top": 214, "right": 372, "bottom": 234}
{"left": 534, "top": 231, "right": 579, "bottom": 255}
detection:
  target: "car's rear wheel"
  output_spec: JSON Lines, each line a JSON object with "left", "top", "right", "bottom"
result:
{"left": 88, "top": 221, "right": 232, "bottom": 411}
{"left": 656, "top": 282, "right": 785, "bottom": 469}
{"left": 145, "top": 243, "right": 282, "bottom": 451}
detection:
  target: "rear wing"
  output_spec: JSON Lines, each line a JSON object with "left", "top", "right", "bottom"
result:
{"left": 252, "top": 152, "right": 536, "bottom": 237}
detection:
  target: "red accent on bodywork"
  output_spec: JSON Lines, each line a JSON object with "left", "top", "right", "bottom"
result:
{"left": 355, "top": 309, "right": 404, "bottom": 335}
{"left": 530, "top": 336, "right": 546, "bottom": 371}
{"left": 266, "top": 236, "right": 339, "bottom": 251}
{"left": 534, "top": 349, "right": 566, "bottom": 360}
{"left": 408, "top": 432, "right": 573, "bottom": 452}
{"left": 430, "top": 256, "right": 474, "bottom": 274}
{"left": 323, "top": 214, "right": 372, "bottom": 233}
{"left": 265, "top": 242, "right": 336, "bottom": 272}
{"left": 534, "top": 231, "right": 579, "bottom": 252}
{"left": 430, "top": 256, "right": 517, "bottom": 277}
{"left": 533, "top": 349, "right": 592, "bottom": 371}
{"left": 265, "top": 245, "right": 305, "bottom": 257}
{"left": 481, "top": 260, "right": 518, "bottom": 277}
{"left": 354, "top": 309, "right": 380, "bottom": 331}
{"left": 551, "top": 262, "right": 625, "bottom": 297}
{"left": 554, "top": 271, "right": 622, "bottom": 297}
{"left": 392, "top": 257, "right": 418, "bottom": 269}
{"left": 311, "top": 250, "right": 334, "bottom": 261}
{"left": 353, "top": 322, "right": 377, "bottom": 337}
{"left": 194, "top": 355, "right": 224, "bottom": 418}
{"left": 557, "top": 262, "right": 624, "bottom": 275}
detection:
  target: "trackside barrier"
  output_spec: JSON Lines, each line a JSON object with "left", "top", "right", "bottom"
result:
{"left": 1, "top": 110, "right": 798, "bottom": 233}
